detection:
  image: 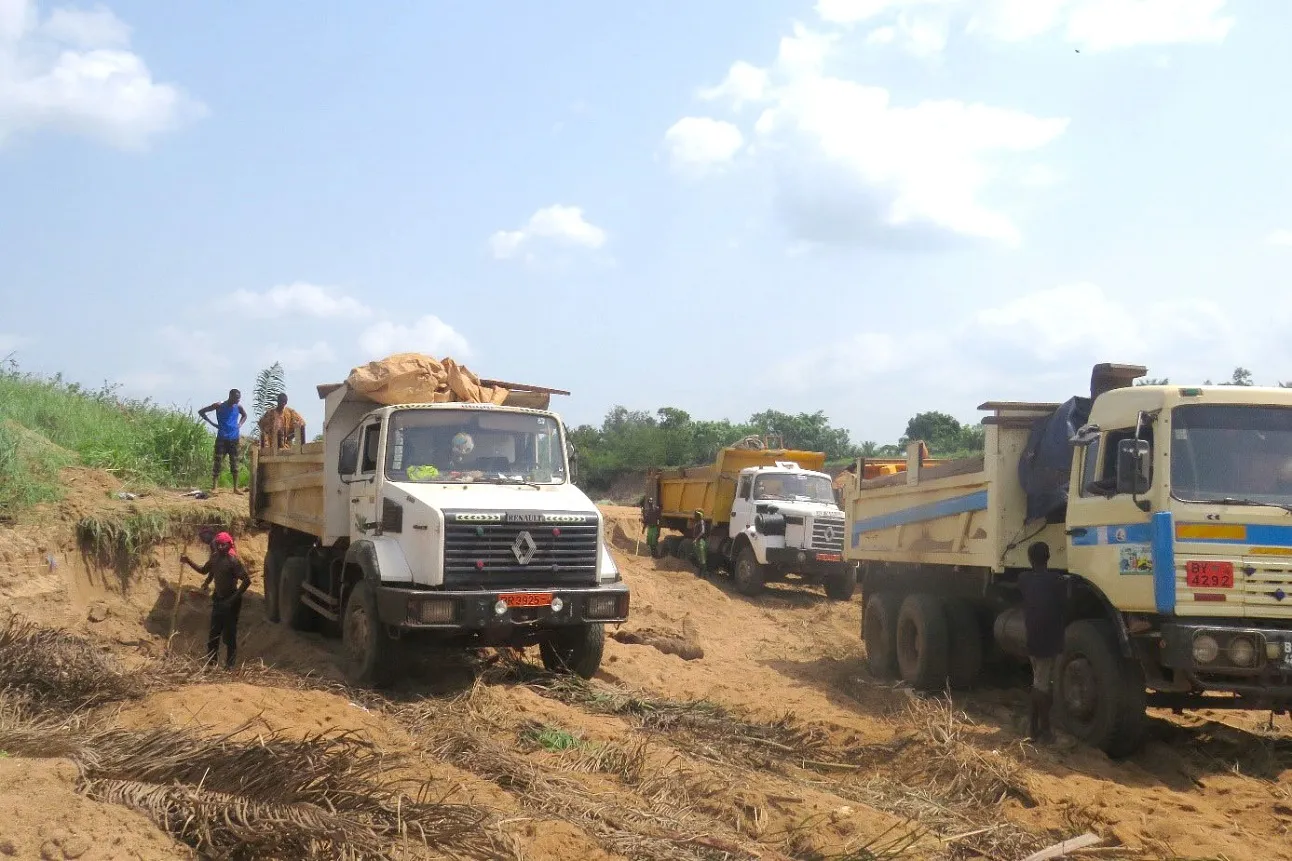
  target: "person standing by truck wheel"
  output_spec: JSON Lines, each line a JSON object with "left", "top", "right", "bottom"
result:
{"left": 199, "top": 389, "right": 247, "bottom": 493}
{"left": 640, "top": 497, "right": 661, "bottom": 558}
{"left": 688, "top": 510, "right": 708, "bottom": 575}
{"left": 181, "top": 532, "right": 251, "bottom": 670}
{"left": 1020, "top": 541, "right": 1067, "bottom": 743}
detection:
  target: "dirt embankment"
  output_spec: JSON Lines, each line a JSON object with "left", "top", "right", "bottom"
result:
{"left": 0, "top": 474, "right": 1288, "bottom": 860}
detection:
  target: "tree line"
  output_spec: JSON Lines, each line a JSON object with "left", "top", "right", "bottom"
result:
{"left": 568, "top": 406, "right": 985, "bottom": 491}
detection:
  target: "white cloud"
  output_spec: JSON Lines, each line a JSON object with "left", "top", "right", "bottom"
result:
{"left": 232, "top": 282, "right": 373, "bottom": 320}
{"left": 359, "top": 316, "right": 470, "bottom": 359}
{"left": 815, "top": 0, "right": 955, "bottom": 26}
{"left": 264, "top": 341, "right": 337, "bottom": 371}
{"left": 662, "top": 117, "right": 745, "bottom": 172}
{"left": 1266, "top": 229, "right": 1292, "bottom": 247}
{"left": 0, "top": 0, "right": 205, "bottom": 149}
{"left": 1061, "top": 0, "right": 1233, "bottom": 52}
{"left": 698, "top": 61, "right": 768, "bottom": 110}
{"left": 157, "top": 326, "right": 231, "bottom": 375}
{"left": 489, "top": 204, "right": 607, "bottom": 261}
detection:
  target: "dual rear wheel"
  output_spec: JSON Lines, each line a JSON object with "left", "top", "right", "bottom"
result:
{"left": 864, "top": 591, "right": 982, "bottom": 691}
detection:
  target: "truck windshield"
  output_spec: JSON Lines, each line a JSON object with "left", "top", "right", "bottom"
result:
{"left": 385, "top": 409, "right": 566, "bottom": 485}
{"left": 753, "top": 473, "right": 835, "bottom": 504}
{"left": 1170, "top": 404, "right": 1292, "bottom": 504}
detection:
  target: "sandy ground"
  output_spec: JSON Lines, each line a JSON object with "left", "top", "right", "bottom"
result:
{"left": 1, "top": 478, "right": 1289, "bottom": 860}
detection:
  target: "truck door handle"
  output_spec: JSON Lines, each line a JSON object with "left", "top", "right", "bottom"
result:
{"left": 1066, "top": 527, "right": 1088, "bottom": 537}
{"left": 351, "top": 498, "right": 360, "bottom": 503}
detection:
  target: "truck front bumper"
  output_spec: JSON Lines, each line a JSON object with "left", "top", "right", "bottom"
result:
{"left": 374, "top": 582, "right": 631, "bottom": 632}
{"left": 765, "top": 547, "right": 846, "bottom": 575}
{"left": 1159, "top": 622, "right": 1292, "bottom": 701}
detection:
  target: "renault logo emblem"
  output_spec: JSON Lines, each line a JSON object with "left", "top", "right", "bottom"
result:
{"left": 824, "top": 526, "right": 837, "bottom": 544}
{"left": 511, "top": 530, "right": 538, "bottom": 565}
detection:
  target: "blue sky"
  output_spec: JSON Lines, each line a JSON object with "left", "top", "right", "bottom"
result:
{"left": 2, "top": 0, "right": 1290, "bottom": 446}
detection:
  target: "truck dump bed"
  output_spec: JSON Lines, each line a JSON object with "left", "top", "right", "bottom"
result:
{"left": 655, "top": 446, "right": 826, "bottom": 526}
{"left": 250, "top": 441, "right": 326, "bottom": 538}
{"left": 844, "top": 403, "right": 1068, "bottom": 572}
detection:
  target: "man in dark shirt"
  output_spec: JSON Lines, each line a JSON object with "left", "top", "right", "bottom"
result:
{"left": 1019, "top": 541, "right": 1067, "bottom": 742}
{"left": 640, "top": 497, "right": 661, "bottom": 558}
{"left": 181, "top": 531, "right": 251, "bottom": 669}
{"left": 688, "top": 509, "right": 708, "bottom": 575}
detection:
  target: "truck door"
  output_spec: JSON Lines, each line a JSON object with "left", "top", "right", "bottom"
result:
{"left": 350, "top": 421, "right": 383, "bottom": 537}
{"left": 730, "top": 474, "right": 755, "bottom": 538}
{"left": 1066, "top": 427, "right": 1156, "bottom": 613}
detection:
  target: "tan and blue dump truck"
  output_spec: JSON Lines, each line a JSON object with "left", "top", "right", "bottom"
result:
{"left": 844, "top": 363, "right": 1292, "bottom": 756}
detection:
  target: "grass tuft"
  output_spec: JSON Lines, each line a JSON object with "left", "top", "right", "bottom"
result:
{"left": 76, "top": 508, "right": 252, "bottom": 576}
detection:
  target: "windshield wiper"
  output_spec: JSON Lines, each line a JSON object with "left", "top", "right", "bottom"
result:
{"left": 1204, "top": 497, "right": 1292, "bottom": 515}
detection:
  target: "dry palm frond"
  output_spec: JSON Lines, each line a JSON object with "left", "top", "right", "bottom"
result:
{"left": 0, "top": 611, "right": 148, "bottom": 710}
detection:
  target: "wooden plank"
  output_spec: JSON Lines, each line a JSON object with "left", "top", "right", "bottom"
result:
{"left": 260, "top": 510, "right": 325, "bottom": 537}
{"left": 860, "top": 456, "right": 986, "bottom": 490}
{"left": 263, "top": 472, "right": 325, "bottom": 493}
{"left": 978, "top": 401, "right": 1062, "bottom": 412}
{"left": 258, "top": 452, "right": 325, "bottom": 465}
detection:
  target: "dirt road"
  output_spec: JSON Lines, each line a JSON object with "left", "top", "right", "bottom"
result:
{"left": 0, "top": 480, "right": 1289, "bottom": 860}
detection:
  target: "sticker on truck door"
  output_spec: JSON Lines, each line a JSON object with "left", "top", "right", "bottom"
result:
{"left": 1118, "top": 545, "right": 1153, "bottom": 575}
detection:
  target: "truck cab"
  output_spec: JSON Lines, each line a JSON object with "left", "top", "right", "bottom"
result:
{"left": 254, "top": 383, "right": 630, "bottom": 687}
{"left": 728, "top": 462, "right": 847, "bottom": 575}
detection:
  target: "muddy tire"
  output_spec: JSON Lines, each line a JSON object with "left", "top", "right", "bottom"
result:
{"left": 824, "top": 564, "right": 857, "bottom": 601}
{"left": 263, "top": 541, "right": 285, "bottom": 623}
{"left": 896, "top": 593, "right": 950, "bottom": 691}
{"left": 1054, "top": 619, "right": 1148, "bottom": 758}
{"left": 540, "top": 624, "right": 606, "bottom": 679}
{"left": 863, "top": 591, "right": 901, "bottom": 679}
{"left": 342, "top": 580, "right": 399, "bottom": 688}
{"left": 733, "top": 546, "right": 766, "bottom": 596}
{"left": 279, "top": 556, "right": 317, "bottom": 632}
{"left": 943, "top": 599, "right": 983, "bottom": 690}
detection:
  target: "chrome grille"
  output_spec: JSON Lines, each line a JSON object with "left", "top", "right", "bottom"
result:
{"left": 443, "top": 513, "right": 598, "bottom": 588}
{"left": 811, "top": 518, "right": 845, "bottom": 553}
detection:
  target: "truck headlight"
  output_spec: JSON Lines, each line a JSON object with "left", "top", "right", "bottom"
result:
{"left": 598, "top": 542, "right": 620, "bottom": 582}
{"left": 410, "top": 597, "right": 456, "bottom": 624}
{"left": 1192, "top": 633, "right": 1219, "bottom": 664}
{"left": 587, "top": 593, "right": 627, "bottom": 619}
{"left": 1228, "top": 635, "right": 1257, "bottom": 667}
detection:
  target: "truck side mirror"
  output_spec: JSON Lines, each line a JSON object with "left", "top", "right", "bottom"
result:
{"left": 339, "top": 438, "right": 359, "bottom": 475}
{"left": 1115, "top": 438, "right": 1150, "bottom": 495}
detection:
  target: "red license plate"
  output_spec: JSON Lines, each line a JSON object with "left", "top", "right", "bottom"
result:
{"left": 501, "top": 592, "right": 552, "bottom": 608}
{"left": 815, "top": 553, "right": 841, "bottom": 562}
{"left": 1185, "top": 561, "right": 1234, "bottom": 589}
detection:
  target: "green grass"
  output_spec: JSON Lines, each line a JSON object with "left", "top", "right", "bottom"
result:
{"left": 0, "top": 360, "right": 238, "bottom": 515}
{"left": 520, "top": 723, "right": 583, "bottom": 753}
{"left": 76, "top": 508, "right": 253, "bottom": 575}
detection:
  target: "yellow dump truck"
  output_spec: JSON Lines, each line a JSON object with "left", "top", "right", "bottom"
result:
{"left": 844, "top": 363, "right": 1292, "bottom": 756}
{"left": 650, "top": 440, "right": 855, "bottom": 599}
{"left": 249, "top": 366, "right": 629, "bottom": 687}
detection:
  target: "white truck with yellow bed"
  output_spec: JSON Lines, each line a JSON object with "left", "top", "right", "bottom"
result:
{"left": 844, "top": 364, "right": 1292, "bottom": 756}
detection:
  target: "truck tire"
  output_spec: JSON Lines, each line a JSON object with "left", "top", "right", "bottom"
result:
{"left": 824, "top": 564, "right": 857, "bottom": 601}
{"left": 896, "top": 593, "right": 951, "bottom": 691}
{"left": 279, "top": 557, "right": 317, "bottom": 632}
{"left": 943, "top": 599, "right": 983, "bottom": 689}
{"left": 263, "top": 542, "right": 284, "bottom": 624}
{"left": 733, "top": 546, "right": 766, "bottom": 596}
{"left": 863, "top": 591, "right": 901, "bottom": 679}
{"left": 1053, "top": 619, "right": 1148, "bottom": 758}
{"left": 539, "top": 624, "right": 605, "bottom": 679}
{"left": 341, "top": 580, "right": 399, "bottom": 688}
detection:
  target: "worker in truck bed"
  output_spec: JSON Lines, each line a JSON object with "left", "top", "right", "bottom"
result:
{"left": 833, "top": 463, "right": 857, "bottom": 506}
{"left": 688, "top": 509, "right": 707, "bottom": 575}
{"left": 258, "top": 393, "right": 306, "bottom": 450}
{"left": 1019, "top": 542, "right": 1067, "bottom": 743}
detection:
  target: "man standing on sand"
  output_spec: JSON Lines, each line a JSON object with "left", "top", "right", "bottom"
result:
{"left": 640, "top": 496, "right": 661, "bottom": 558}
{"left": 1019, "top": 542, "right": 1067, "bottom": 743}
{"left": 180, "top": 532, "right": 250, "bottom": 670}
{"left": 258, "top": 393, "right": 306, "bottom": 450}
{"left": 199, "top": 390, "right": 247, "bottom": 492}
{"left": 688, "top": 509, "right": 707, "bottom": 576}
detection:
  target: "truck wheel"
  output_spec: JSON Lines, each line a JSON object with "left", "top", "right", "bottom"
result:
{"left": 824, "top": 564, "right": 858, "bottom": 601}
{"left": 279, "top": 557, "right": 318, "bottom": 632}
{"left": 863, "top": 591, "right": 901, "bottom": 679}
{"left": 539, "top": 624, "right": 605, "bottom": 679}
{"left": 263, "top": 542, "right": 285, "bottom": 623}
{"left": 1054, "top": 619, "right": 1148, "bottom": 758}
{"left": 341, "top": 580, "right": 398, "bottom": 688}
{"left": 896, "top": 593, "right": 951, "bottom": 691}
{"left": 733, "top": 546, "right": 766, "bottom": 596}
{"left": 943, "top": 599, "right": 983, "bottom": 689}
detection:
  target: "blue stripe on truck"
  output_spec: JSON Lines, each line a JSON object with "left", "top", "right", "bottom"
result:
{"left": 1151, "top": 510, "right": 1176, "bottom": 615}
{"left": 850, "top": 490, "right": 989, "bottom": 547}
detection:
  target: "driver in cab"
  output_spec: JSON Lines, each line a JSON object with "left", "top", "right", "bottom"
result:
{"left": 406, "top": 432, "right": 480, "bottom": 481}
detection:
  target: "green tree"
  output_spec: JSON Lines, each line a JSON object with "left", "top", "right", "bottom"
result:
{"left": 1220, "top": 367, "right": 1254, "bottom": 386}
{"left": 252, "top": 362, "right": 286, "bottom": 419}
{"left": 1135, "top": 377, "right": 1170, "bottom": 386}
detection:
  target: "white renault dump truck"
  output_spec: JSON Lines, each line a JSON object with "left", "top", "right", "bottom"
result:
{"left": 249, "top": 363, "right": 629, "bottom": 687}
{"left": 845, "top": 363, "right": 1292, "bottom": 756}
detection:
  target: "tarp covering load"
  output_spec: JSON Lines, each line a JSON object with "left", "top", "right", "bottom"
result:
{"left": 1017, "top": 396, "right": 1092, "bottom": 523}
{"left": 344, "top": 354, "right": 510, "bottom": 407}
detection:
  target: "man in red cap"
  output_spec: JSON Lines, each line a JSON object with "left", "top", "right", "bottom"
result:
{"left": 181, "top": 531, "right": 250, "bottom": 669}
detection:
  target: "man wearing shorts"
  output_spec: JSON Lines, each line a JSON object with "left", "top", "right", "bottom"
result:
{"left": 199, "top": 389, "right": 247, "bottom": 492}
{"left": 1019, "top": 541, "right": 1067, "bottom": 743}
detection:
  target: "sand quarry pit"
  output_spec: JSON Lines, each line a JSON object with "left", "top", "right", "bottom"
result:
{"left": 0, "top": 474, "right": 1290, "bottom": 860}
